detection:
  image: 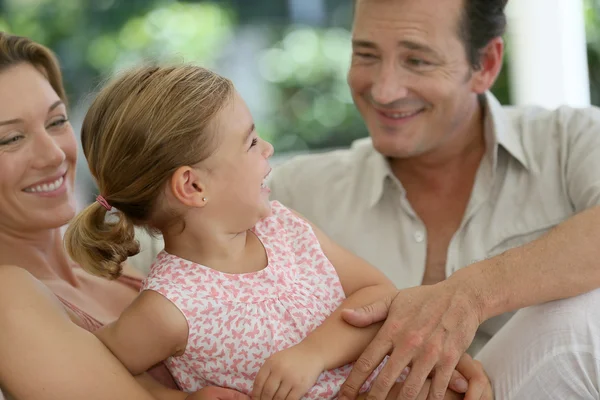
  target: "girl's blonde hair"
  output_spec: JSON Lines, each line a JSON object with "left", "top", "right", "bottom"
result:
{"left": 0, "top": 32, "right": 67, "bottom": 104}
{"left": 64, "top": 65, "right": 234, "bottom": 279}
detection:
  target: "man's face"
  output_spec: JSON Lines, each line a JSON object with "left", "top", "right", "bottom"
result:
{"left": 348, "top": 0, "right": 489, "bottom": 160}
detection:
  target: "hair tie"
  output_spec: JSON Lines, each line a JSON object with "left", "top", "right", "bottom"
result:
{"left": 96, "top": 195, "right": 112, "bottom": 211}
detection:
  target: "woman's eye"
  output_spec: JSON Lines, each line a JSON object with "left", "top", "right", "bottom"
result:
{"left": 0, "top": 135, "right": 23, "bottom": 146}
{"left": 47, "top": 118, "right": 69, "bottom": 129}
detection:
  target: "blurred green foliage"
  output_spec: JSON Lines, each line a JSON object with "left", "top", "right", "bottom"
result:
{"left": 0, "top": 0, "right": 597, "bottom": 153}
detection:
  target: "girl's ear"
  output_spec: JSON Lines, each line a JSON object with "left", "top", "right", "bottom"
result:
{"left": 169, "top": 166, "right": 208, "bottom": 208}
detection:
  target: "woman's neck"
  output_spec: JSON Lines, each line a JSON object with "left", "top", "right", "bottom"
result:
{"left": 0, "top": 227, "right": 80, "bottom": 286}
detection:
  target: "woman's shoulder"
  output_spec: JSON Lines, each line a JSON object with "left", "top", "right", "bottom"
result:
{"left": 0, "top": 265, "right": 67, "bottom": 318}
{"left": 0, "top": 264, "right": 44, "bottom": 294}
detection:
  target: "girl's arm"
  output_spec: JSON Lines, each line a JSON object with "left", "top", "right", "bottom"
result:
{"left": 293, "top": 211, "right": 398, "bottom": 370}
{"left": 94, "top": 289, "right": 189, "bottom": 376}
{"left": 0, "top": 265, "right": 186, "bottom": 400}
{"left": 252, "top": 212, "right": 398, "bottom": 399}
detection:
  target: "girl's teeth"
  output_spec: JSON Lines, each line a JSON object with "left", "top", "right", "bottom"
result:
{"left": 25, "top": 176, "right": 64, "bottom": 193}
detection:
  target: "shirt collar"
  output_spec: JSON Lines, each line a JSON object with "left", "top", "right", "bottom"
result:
{"left": 365, "top": 91, "right": 530, "bottom": 208}
{"left": 366, "top": 142, "right": 395, "bottom": 208}
{"left": 483, "top": 91, "right": 530, "bottom": 171}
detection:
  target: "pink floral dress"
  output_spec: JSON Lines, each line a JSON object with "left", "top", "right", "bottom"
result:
{"left": 142, "top": 201, "right": 380, "bottom": 398}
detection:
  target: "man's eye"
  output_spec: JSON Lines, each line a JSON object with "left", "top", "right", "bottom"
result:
{"left": 407, "top": 58, "right": 432, "bottom": 67}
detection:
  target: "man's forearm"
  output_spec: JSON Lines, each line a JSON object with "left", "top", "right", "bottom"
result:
{"left": 453, "top": 205, "right": 600, "bottom": 322}
{"left": 302, "top": 284, "right": 398, "bottom": 370}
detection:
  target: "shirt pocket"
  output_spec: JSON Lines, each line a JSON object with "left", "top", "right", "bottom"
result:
{"left": 485, "top": 217, "right": 566, "bottom": 258}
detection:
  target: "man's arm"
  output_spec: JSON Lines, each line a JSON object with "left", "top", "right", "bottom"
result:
{"left": 461, "top": 204, "right": 600, "bottom": 322}
{"left": 338, "top": 110, "right": 600, "bottom": 400}
{"left": 464, "top": 108, "right": 600, "bottom": 320}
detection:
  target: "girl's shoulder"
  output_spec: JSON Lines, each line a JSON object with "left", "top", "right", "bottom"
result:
{"left": 259, "top": 200, "right": 310, "bottom": 232}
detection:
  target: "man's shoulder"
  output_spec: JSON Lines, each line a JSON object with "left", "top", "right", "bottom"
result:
{"left": 268, "top": 138, "right": 378, "bottom": 212}
{"left": 501, "top": 103, "right": 600, "bottom": 133}
{"left": 271, "top": 137, "right": 375, "bottom": 185}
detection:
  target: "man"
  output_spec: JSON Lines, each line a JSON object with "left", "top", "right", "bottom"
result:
{"left": 268, "top": 0, "right": 600, "bottom": 399}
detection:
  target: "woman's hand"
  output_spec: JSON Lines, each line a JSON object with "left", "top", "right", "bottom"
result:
{"left": 186, "top": 387, "right": 251, "bottom": 400}
{"left": 251, "top": 343, "right": 324, "bottom": 400}
{"left": 453, "top": 354, "right": 493, "bottom": 400}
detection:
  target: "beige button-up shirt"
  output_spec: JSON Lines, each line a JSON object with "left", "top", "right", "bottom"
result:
{"left": 266, "top": 92, "right": 600, "bottom": 353}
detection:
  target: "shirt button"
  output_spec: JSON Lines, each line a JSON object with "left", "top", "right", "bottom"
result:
{"left": 413, "top": 231, "right": 425, "bottom": 243}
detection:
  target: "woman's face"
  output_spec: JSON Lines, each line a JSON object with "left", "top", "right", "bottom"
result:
{"left": 0, "top": 63, "right": 77, "bottom": 233}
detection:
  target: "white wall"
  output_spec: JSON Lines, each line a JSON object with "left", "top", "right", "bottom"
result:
{"left": 506, "top": 0, "right": 590, "bottom": 108}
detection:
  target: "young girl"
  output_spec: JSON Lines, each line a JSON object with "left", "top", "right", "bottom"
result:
{"left": 64, "top": 65, "right": 469, "bottom": 400}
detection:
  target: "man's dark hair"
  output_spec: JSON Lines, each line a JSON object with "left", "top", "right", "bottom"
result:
{"left": 352, "top": 0, "right": 509, "bottom": 70}
{"left": 459, "top": 0, "right": 509, "bottom": 69}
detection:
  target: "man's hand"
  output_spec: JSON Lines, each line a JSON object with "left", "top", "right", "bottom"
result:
{"left": 338, "top": 279, "right": 483, "bottom": 400}
{"left": 186, "top": 386, "right": 251, "bottom": 400}
{"left": 251, "top": 343, "right": 324, "bottom": 400}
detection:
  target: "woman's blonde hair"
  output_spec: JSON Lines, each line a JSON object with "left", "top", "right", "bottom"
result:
{"left": 0, "top": 32, "right": 67, "bottom": 104}
{"left": 64, "top": 65, "right": 234, "bottom": 279}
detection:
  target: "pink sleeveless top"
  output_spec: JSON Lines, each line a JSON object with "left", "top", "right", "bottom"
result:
{"left": 56, "top": 275, "right": 178, "bottom": 389}
{"left": 142, "top": 201, "right": 380, "bottom": 398}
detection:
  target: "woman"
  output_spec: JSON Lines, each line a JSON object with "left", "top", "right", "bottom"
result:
{"left": 0, "top": 32, "right": 249, "bottom": 400}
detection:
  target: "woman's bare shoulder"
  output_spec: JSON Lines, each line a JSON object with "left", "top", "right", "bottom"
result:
{"left": 0, "top": 265, "right": 158, "bottom": 399}
{"left": 0, "top": 265, "right": 66, "bottom": 318}
{"left": 0, "top": 264, "right": 34, "bottom": 278}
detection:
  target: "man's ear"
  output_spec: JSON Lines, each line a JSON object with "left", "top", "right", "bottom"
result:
{"left": 470, "top": 37, "right": 504, "bottom": 94}
{"left": 169, "top": 166, "right": 208, "bottom": 208}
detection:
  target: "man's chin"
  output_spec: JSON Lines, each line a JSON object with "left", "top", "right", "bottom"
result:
{"left": 371, "top": 138, "right": 418, "bottom": 160}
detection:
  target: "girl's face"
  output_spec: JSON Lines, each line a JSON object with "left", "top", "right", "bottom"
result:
{"left": 198, "top": 90, "right": 274, "bottom": 232}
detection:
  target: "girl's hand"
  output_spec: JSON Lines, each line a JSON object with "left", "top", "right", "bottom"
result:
{"left": 252, "top": 344, "right": 324, "bottom": 400}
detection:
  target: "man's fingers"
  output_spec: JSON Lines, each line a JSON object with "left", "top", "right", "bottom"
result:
{"left": 426, "top": 366, "right": 454, "bottom": 400}
{"left": 339, "top": 337, "right": 394, "bottom": 399}
{"left": 358, "top": 348, "right": 413, "bottom": 400}
{"left": 341, "top": 294, "right": 397, "bottom": 328}
{"left": 396, "top": 359, "right": 434, "bottom": 400}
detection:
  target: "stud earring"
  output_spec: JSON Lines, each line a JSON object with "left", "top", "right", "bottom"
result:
{"left": 202, "top": 197, "right": 207, "bottom": 202}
